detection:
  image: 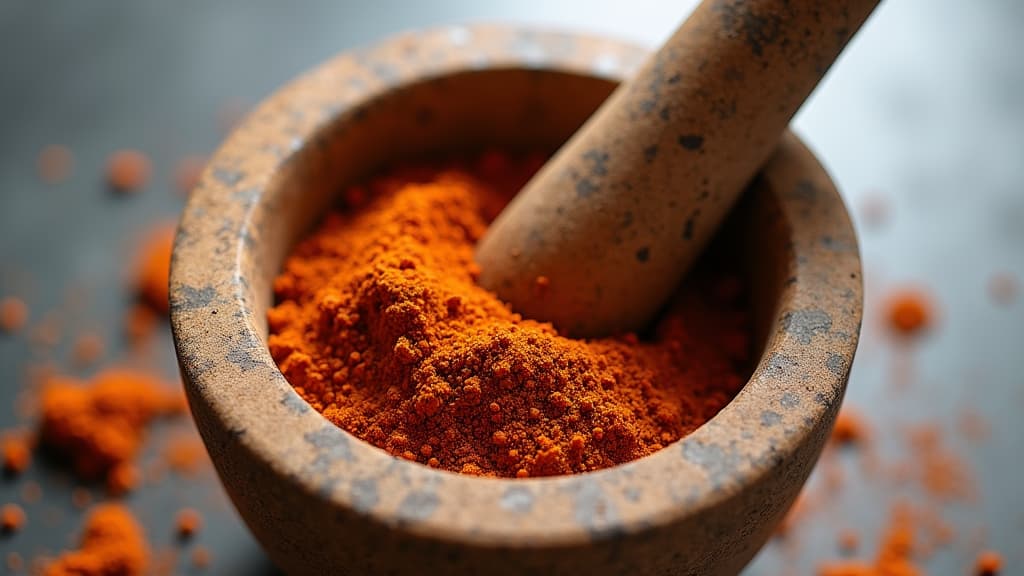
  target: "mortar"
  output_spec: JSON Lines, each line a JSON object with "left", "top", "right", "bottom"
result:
{"left": 170, "top": 25, "right": 862, "bottom": 576}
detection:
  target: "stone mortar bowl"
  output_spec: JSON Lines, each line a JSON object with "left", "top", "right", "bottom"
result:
{"left": 170, "top": 25, "right": 862, "bottom": 576}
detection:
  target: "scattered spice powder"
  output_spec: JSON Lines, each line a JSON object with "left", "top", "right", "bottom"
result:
{"left": 817, "top": 504, "right": 920, "bottom": 576}
{"left": 191, "top": 546, "right": 211, "bottom": 569}
{"left": 106, "top": 149, "right": 151, "bottom": 193}
{"left": 174, "top": 508, "right": 202, "bottom": 539}
{"left": 39, "top": 368, "right": 185, "bottom": 488}
{"left": 21, "top": 482, "right": 42, "bottom": 503}
{"left": 72, "top": 332, "right": 106, "bottom": 366}
{"left": 268, "top": 157, "right": 750, "bottom": 477}
{"left": 71, "top": 488, "right": 92, "bottom": 509}
{"left": 885, "top": 288, "right": 933, "bottom": 336}
{"left": 124, "top": 304, "right": 158, "bottom": 346}
{"left": 1, "top": 503, "right": 25, "bottom": 534}
{"left": 1, "top": 433, "right": 31, "bottom": 475}
{"left": 906, "top": 424, "right": 974, "bottom": 501}
{"left": 107, "top": 463, "right": 142, "bottom": 496}
{"left": 37, "top": 145, "right": 74, "bottom": 184}
{"left": 135, "top": 222, "right": 177, "bottom": 315}
{"left": 831, "top": 408, "right": 869, "bottom": 445}
{"left": 837, "top": 530, "right": 860, "bottom": 554}
{"left": 987, "top": 272, "right": 1018, "bottom": 307}
{"left": 6, "top": 552, "right": 23, "bottom": 572}
{"left": 44, "top": 504, "right": 148, "bottom": 576}
{"left": 0, "top": 296, "right": 29, "bottom": 333}
{"left": 163, "top": 435, "right": 208, "bottom": 476}
{"left": 975, "top": 550, "right": 1003, "bottom": 575}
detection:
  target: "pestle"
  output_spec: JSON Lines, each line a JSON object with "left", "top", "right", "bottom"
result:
{"left": 475, "top": 0, "right": 879, "bottom": 337}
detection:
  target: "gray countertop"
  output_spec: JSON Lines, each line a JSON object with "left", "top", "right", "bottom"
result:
{"left": 2, "top": 1, "right": 1021, "bottom": 573}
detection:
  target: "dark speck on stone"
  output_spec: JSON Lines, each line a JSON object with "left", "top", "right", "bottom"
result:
{"left": 170, "top": 284, "right": 217, "bottom": 312}
{"left": 582, "top": 149, "right": 609, "bottom": 176}
{"left": 760, "top": 410, "right": 782, "bottom": 426}
{"left": 573, "top": 480, "right": 620, "bottom": 532}
{"left": 212, "top": 166, "right": 243, "bottom": 186}
{"left": 792, "top": 179, "right": 817, "bottom": 202}
{"left": 783, "top": 309, "right": 833, "bottom": 345}
{"left": 635, "top": 246, "right": 650, "bottom": 262}
{"left": 682, "top": 441, "right": 742, "bottom": 486}
{"left": 678, "top": 134, "right": 704, "bottom": 150}
{"left": 780, "top": 392, "right": 801, "bottom": 410}
{"left": 659, "top": 106, "right": 670, "bottom": 121}
{"left": 826, "top": 353, "right": 846, "bottom": 377}
{"left": 639, "top": 99, "right": 656, "bottom": 114}
{"left": 500, "top": 486, "right": 534, "bottom": 513}
{"left": 667, "top": 73, "right": 682, "bottom": 84}
{"left": 682, "top": 210, "right": 699, "bottom": 240}
{"left": 350, "top": 478, "right": 380, "bottom": 512}
{"left": 576, "top": 178, "right": 598, "bottom": 198}
{"left": 643, "top": 145, "right": 658, "bottom": 163}
{"left": 397, "top": 490, "right": 440, "bottom": 522}
{"left": 305, "top": 426, "right": 354, "bottom": 470}
{"left": 281, "top": 391, "right": 310, "bottom": 414}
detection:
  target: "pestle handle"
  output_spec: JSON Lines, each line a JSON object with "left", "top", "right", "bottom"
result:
{"left": 475, "top": 0, "right": 879, "bottom": 337}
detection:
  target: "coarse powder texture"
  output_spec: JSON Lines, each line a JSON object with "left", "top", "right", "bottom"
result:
{"left": 45, "top": 504, "right": 148, "bottom": 576}
{"left": 268, "top": 157, "right": 750, "bottom": 478}
{"left": 40, "top": 369, "right": 185, "bottom": 489}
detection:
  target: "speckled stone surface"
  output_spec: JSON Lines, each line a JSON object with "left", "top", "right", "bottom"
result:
{"left": 475, "top": 0, "right": 877, "bottom": 337}
{"left": 170, "top": 25, "right": 862, "bottom": 576}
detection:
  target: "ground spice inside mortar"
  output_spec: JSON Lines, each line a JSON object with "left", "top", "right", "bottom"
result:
{"left": 268, "top": 154, "right": 751, "bottom": 478}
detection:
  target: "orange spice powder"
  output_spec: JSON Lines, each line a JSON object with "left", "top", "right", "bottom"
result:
{"left": 174, "top": 508, "right": 202, "bottom": 539}
{"left": 975, "top": 550, "right": 1003, "bottom": 575}
{"left": 163, "top": 435, "right": 208, "bottom": 476}
{"left": 1, "top": 433, "right": 31, "bottom": 475}
{"left": 831, "top": 408, "right": 869, "bottom": 445}
{"left": 39, "top": 368, "right": 185, "bottom": 490}
{"left": 135, "top": 222, "right": 177, "bottom": 315}
{"left": 0, "top": 503, "right": 25, "bottom": 534}
{"left": 0, "top": 297, "right": 29, "bottom": 333}
{"left": 817, "top": 504, "right": 920, "bottom": 576}
{"left": 268, "top": 156, "right": 750, "bottom": 478}
{"left": 885, "top": 288, "right": 933, "bottom": 336}
{"left": 37, "top": 145, "right": 74, "bottom": 184}
{"left": 106, "top": 150, "right": 151, "bottom": 193}
{"left": 45, "top": 504, "right": 148, "bottom": 576}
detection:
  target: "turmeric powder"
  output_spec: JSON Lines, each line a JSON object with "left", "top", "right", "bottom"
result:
{"left": 45, "top": 504, "right": 148, "bottom": 576}
{"left": 269, "top": 154, "right": 750, "bottom": 477}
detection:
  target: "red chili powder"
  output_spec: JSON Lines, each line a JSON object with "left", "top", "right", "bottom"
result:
{"left": 268, "top": 155, "right": 751, "bottom": 477}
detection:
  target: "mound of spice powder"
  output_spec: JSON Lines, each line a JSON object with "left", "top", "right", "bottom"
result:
{"left": 39, "top": 368, "right": 185, "bottom": 491}
{"left": 268, "top": 156, "right": 750, "bottom": 477}
{"left": 45, "top": 504, "right": 148, "bottom": 576}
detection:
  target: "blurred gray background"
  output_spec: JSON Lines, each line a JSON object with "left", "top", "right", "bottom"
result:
{"left": 1, "top": 1, "right": 1022, "bottom": 574}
